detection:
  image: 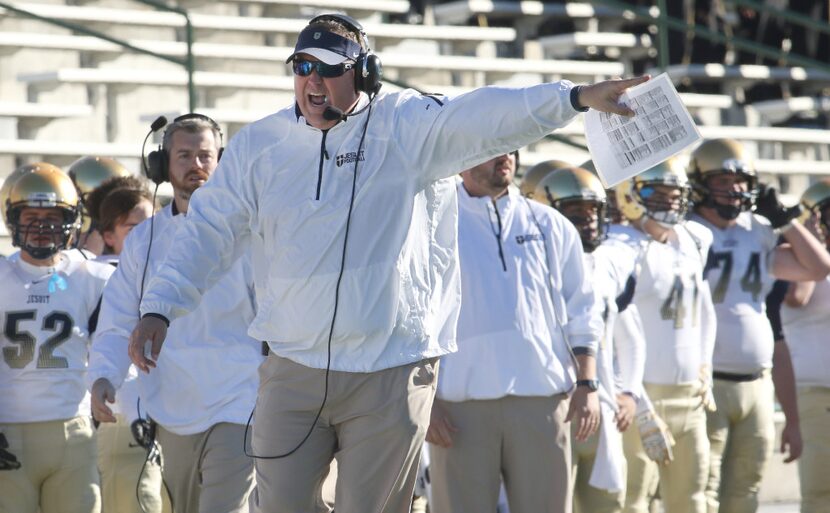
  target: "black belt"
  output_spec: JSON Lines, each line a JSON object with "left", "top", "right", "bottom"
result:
{"left": 713, "top": 370, "right": 763, "bottom": 382}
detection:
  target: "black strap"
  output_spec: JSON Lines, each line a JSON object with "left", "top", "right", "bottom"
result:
{"left": 713, "top": 370, "right": 763, "bottom": 382}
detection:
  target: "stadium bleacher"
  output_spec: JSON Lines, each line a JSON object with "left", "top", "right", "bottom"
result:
{"left": 0, "top": 0, "right": 828, "bottom": 263}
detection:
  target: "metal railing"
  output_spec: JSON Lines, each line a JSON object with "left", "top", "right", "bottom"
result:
{"left": 134, "top": 0, "right": 196, "bottom": 112}
{"left": 593, "top": 0, "right": 830, "bottom": 74}
{"left": 0, "top": 0, "right": 197, "bottom": 112}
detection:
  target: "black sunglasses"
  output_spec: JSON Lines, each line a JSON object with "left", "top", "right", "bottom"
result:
{"left": 292, "top": 59, "right": 354, "bottom": 78}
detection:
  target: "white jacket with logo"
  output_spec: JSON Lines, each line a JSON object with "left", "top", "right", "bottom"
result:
{"left": 141, "top": 83, "right": 583, "bottom": 372}
{"left": 88, "top": 204, "right": 262, "bottom": 435}
{"left": 437, "top": 185, "right": 603, "bottom": 401}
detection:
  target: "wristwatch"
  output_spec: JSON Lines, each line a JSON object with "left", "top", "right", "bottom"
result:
{"left": 576, "top": 379, "right": 599, "bottom": 392}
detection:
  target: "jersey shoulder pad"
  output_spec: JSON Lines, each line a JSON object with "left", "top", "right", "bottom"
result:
{"left": 607, "top": 224, "right": 648, "bottom": 250}
{"left": 683, "top": 219, "right": 714, "bottom": 251}
{"left": 0, "top": 256, "right": 14, "bottom": 277}
{"left": 78, "top": 259, "right": 116, "bottom": 282}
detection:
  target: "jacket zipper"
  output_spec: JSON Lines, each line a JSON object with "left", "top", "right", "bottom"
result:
{"left": 315, "top": 130, "right": 330, "bottom": 200}
{"left": 490, "top": 199, "right": 507, "bottom": 272}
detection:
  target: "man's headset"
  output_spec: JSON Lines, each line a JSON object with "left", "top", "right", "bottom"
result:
{"left": 145, "top": 113, "right": 225, "bottom": 185}
{"left": 308, "top": 13, "right": 383, "bottom": 96}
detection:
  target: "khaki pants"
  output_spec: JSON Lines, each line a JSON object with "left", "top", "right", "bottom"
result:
{"left": 623, "top": 383, "right": 708, "bottom": 513}
{"left": 0, "top": 416, "right": 101, "bottom": 513}
{"left": 156, "top": 422, "right": 255, "bottom": 513}
{"left": 429, "top": 394, "right": 572, "bottom": 513}
{"left": 797, "top": 386, "right": 830, "bottom": 513}
{"left": 97, "top": 415, "right": 169, "bottom": 513}
{"left": 706, "top": 373, "right": 775, "bottom": 513}
{"left": 572, "top": 421, "right": 624, "bottom": 513}
{"left": 251, "top": 355, "right": 438, "bottom": 513}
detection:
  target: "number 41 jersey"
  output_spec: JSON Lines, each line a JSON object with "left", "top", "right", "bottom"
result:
{"left": 692, "top": 212, "right": 778, "bottom": 374}
{"left": 609, "top": 221, "right": 714, "bottom": 385}
{"left": 0, "top": 255, "right": 114, "bottom": 423}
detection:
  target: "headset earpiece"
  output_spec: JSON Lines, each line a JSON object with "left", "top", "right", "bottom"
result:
{"left": 357, "top": 53, "right": 383, "bottom": 95}
{"left": 308, "top": 13, "right": 383, "bottom": 95}
{"left": 143, "top": 113, "right": 224, "bottom": 185}
{"left": 146, "top": 147, "right": 168, "bottom": 185}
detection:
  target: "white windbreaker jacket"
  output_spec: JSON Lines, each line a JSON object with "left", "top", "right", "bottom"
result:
{"left": 88, "top": 204, "right": 262, "bottom": 435}
{"left": 437, "top": 185, "right": 603, "bottom": 401}
{"left": 141, "top": 83, "right": 583, "bottom": 372}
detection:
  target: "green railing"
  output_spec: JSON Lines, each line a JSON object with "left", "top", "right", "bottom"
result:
{"left": 594, "top": 0, "right": 830, "bottom": 74}
{"left": 134, "top": 0, "right": 196, "bottom": 112}
{"left": 0, "top": 0, "right": 197, "bottom": 112}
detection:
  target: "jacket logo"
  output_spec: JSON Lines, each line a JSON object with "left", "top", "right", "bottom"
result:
{"left": 336, "top": 150, "right": 365, "bottom": 167}
{"left": 516, "top": 233, "right": 544, "bottom": 245}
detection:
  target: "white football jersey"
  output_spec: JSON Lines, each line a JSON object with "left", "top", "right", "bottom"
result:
{"left": 780, "top": 277, "right": 830, "bottom": 388}
{"left": 588, "top": 240, "right": 640, "bottom": 392}
{"left": 692, "top": 212, "right": 778, "bottom": 373}
{"left": 6, "top": 248, "right": 96, "bottom": 263}
{"left": 0, "top": 255, "right": 113, "bottom": 422}
{"left": 610, "top": 222, "right": 715, "bottom": 385}
{"left": 593, "top": 237, "right": 647, "bottom": 397}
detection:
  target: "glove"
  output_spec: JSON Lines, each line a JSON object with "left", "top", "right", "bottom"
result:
{"left": 697, "top": 365, "right": 717, "bottom": 413}
{"left": 0, "top": 433, "right": 21, "bottom": 471}
{"left": 636, "top": 409, "right": 675, "bottom": 465}
{"left": 754, "top": 184, "right": 802, "bottom": 229}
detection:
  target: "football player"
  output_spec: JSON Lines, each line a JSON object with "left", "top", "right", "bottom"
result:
{"left": 614, "top": 158, "right": 717, "bottom": 513}
{"left": 769, "top": 179, "right": 830, "bottom": 513}
{"left": 67, "top": 156, "right": 131, "bottom": 255}
{"left": 0, "top": 165, "right": 114, "bottom": 513}
{"left": 688, "top": 139, "right": 830, "bottom": 513}
{"left": 518, "top": 159, "right": 571, "bottom": 198}
{"left": 536, "top": 167, "right": 646, "bottom": 513}
{"left": 3, "top": 162, "right": 96, "bottom": 262}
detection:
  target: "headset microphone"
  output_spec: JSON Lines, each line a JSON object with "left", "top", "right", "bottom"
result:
{"left": 322, "top": 92, "right": 380, "bottom": 123}
{"left": 150, "top": 115, "right": 167, "bottom": 133}
{"left": 323, "top": 105, "right": 346, "bottom": 122}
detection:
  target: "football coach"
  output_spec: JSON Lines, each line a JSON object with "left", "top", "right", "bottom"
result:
{"left": 128, "top": 12, "right": 648, "bottom": 513}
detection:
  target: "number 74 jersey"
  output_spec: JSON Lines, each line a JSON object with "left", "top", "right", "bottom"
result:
{"left": 0, "top": 256, "right": 114, "bottom": 423}
{"left": 691, "top": 212, "right": 778, "bottom": 374}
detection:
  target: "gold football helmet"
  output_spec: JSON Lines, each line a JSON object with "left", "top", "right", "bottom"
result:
{"left": 800, "top": 178, "right": 830, "bottom": 237}
{"left": 6, "top": 165, "right": 81, "bottom": 259}
{"left": 688, "top": 138, "right": 758, "bottom": 220}
{"left": 519, "top": 159, "right": 571, "bottom": 198}
{"left": 580, "top": 158, "right": 625, "bottom": 224}
{"left": 535, "top": 167, "right": 608, "bottom": 251}
{"left": 68, "top": 156, "right": 131, "bottom": 232}
{"left": 1, "top": 162, "right": 64, "bottom": 229}
{"left": 617, "top": 157, "right": 690, "bottom": 226}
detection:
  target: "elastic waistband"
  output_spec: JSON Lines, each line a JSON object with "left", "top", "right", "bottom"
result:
{"left": 713, "top": 370, "right": 763, "bottom": 382}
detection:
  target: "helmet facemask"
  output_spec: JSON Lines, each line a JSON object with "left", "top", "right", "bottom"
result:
{"left": 554, "top": 196, "right": 609, "bottom": 253}
{"left": 696, "top": 170, "right": 758, "bottom": 221}
{"left": 635, "top": 182, "right": 690, "bottom": 228}
{"left": 8, "top": 202, "right": 79, "bottom": 260}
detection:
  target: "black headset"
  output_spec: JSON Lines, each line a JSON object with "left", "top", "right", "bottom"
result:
{"left": 308, "top": 13, "right": 383, "bottom": 95}
{"left": 145, "top": 113, "right": 225, "bottom": 185}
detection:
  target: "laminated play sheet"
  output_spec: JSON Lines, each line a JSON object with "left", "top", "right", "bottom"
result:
{"left": 584, "top": 73, "right": 701, "bottom": 188}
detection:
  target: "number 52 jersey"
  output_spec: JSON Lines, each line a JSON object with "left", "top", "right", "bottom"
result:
{"left": 0, "top": 255, "right": 114, "bottom": 423}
